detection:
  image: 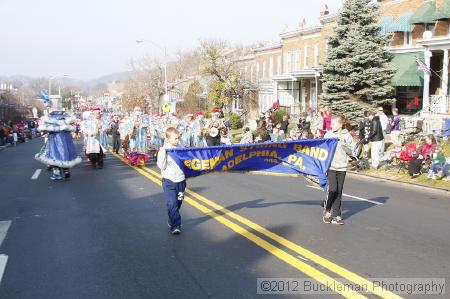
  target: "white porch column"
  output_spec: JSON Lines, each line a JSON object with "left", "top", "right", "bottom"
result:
{"left": 273, "top": 80, "right": 278, "bottom": 104}
{"left": 441, "top": 49, "right": 449, "bottom": 96}
{"left": 423, "top": 50, "right": 432, "bottom": 112}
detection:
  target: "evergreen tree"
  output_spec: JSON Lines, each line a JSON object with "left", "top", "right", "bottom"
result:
{"left": 321, "top": 0, "right": 395, "bottom": 122}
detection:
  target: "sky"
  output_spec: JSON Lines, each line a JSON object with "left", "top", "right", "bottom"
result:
{"left": 0, "top": 0, "right": 343, "bottom": 80}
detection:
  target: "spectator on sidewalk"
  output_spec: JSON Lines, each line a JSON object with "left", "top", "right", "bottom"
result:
{"left": 322, "top": 106, "right": 333, "bottom": 132}
{"left": 356, "top": 111, "right": 371, "bottom": 158}
{"left": 389, "top": 108, "right": 401, "bottom": 148}
{"left": 280, "top": 115, "right": 290, "bottom": 135}
{"left": 12, "top": 131, "right": 18, "bottom": 146}
{"left": 310, "top": 111, "right": 324, "bottom": 138}
{"left": 366, "top": 111, "right": 384, "bottom": 168}
{"left": 0, "top": 123, "right": 4, "bottom": 146}
{"left": 377, "top": 107, "right": 389, "bottom": 156}
{"left": 408, "top": 135, "right": 437, "bottom": 177}
{"left": 240, "top": 127, "right": 253, "bottom": 144}
{"left": 298, "top": 113, "right": 311, "bottom": 139}
{"left": 427, "top": 146, "right": 446, "bottom": 179}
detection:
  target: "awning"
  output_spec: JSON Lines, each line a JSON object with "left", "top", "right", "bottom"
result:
{"left": 434, "top": 0, "right": 450, "bottom": 20}
{"left": 391, "top": 52, "right": 424, "bottom": 87}
{"left": 378, "top": 15, "right": 394, "bottom": 34}
{"left": 410, "top": 1, "right": 436, "bottom": 24}
{"left": 390, "top": 12, "right": 414, "bottom": 32}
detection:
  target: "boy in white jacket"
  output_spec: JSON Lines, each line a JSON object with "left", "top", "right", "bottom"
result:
{"left": 157, "top": 127, "right": 186, "bottom": 235}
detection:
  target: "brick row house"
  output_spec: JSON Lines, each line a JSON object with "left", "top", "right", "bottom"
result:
{"left": 234, "top": 0, "right": 450, "bottom": 126}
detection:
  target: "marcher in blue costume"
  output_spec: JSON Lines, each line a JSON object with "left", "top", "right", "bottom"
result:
{"left": 35, "top": 96, "right": 81, "bottom": 180}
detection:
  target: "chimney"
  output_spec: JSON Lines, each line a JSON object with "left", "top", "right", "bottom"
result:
{"left": 299, "top": 18, "right": 306, "bottom": 28}
{"left": 320, "top": 4, "right": 329, "bottom": 16}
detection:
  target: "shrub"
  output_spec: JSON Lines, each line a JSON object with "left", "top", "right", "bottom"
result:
{"left": 272, "top": 110, "right": 288, "bottom": 125}
{"left": 229, "top": 113, "right": 242, "bottom": 129}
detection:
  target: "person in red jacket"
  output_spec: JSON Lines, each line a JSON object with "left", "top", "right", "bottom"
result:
{"left": 408, "top": 135, "right": 438, "bottom": 177}
{"left": 322, "top": 106, "right": 333, "bottom": 132}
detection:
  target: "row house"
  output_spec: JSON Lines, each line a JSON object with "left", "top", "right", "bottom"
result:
{"left": 379, "top": 0, "right": 450, "bottom": 117}
{"left": 235, "top": 0, "right": 450, "bottom": 123}
{"left": 254, "top": 43, "right": 282, "bottom": 113}
{"left": 247, "top": 11, "right": 335, "bottom": 117}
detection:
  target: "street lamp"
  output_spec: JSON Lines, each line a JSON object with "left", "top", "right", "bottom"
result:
{"left": 136, "top": 39, "right": 168, "bottom": 95}
{"left": 48, "top": 74, "right": 69, "bottom": 96}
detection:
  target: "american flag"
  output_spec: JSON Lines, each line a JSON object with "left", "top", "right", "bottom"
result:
{"left": 416, "top": 59, "right": 431, "bottom": 75}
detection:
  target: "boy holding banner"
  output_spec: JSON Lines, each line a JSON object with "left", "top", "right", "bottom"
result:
{"left": 157, "top": 127, "right": 186, "bottom": 235}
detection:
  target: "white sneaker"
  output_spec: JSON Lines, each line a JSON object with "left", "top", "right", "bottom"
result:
{"left": 323, "top": 211, "right": 332, "bottom": 224}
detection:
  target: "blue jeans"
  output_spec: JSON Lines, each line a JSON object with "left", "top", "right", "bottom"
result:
{"left": 162, "top": 178, "right": 186, "bottom": 228}
{"left": 431, "top": 163, "right": 450, "bottom": 176}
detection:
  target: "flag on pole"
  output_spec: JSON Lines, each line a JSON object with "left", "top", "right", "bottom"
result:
{"left": 271, "top": 100, "right": 280, "bottom": 111}
{"left": 416, "top": 59, "right": 431, "bottom": 75}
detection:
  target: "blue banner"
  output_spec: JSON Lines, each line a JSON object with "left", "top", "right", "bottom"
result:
{"left": 167, "top": 138, "right": 338, "bottom": 188}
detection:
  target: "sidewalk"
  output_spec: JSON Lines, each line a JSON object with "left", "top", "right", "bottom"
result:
{"left": 350, "top": 168, "right": 450, "bottom": 192}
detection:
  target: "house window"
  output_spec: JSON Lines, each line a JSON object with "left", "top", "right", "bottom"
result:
{"left": 277, "top": 55, "right": 282, "bottom": 75}
{"left": 286, "top": 52, "right": 292, "bottom": 73}
{"left": 291, "top": 52, "right": 297, "bottom": 72}
{"left": 314, "top": 44, "right": 320, "bottom": 66}
{"left": 294, "top": 51, "right": 300, "bottom": 71}
{"left": 304, "top": 46, "right": 309, "bottom": 68}
{"left": 426, "top": 24, "right": 435, "bottom": 35}
{"left": 256, "top": 63, "right": 259, "bottom": 81}
{"left": 269, "top": 57, "right": 274, "bottom": 77}
{"left": 262, "top": 62, "right": 266, "bottom": 80}
{"left": 404, "top": 32, "right": 412, "bottom": 46}
{"left": 283, "top": 52, "right": 289, "bottom": 73}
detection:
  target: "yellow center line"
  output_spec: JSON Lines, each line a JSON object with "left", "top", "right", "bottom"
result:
{"left": 110, "top": 151, "right": 402, "bottom": 299}
{"left": 138, "top": 163, "right": 402, "bottom": 299}
{"left": 110, "top": 153, "right": 367, "bottom": 298}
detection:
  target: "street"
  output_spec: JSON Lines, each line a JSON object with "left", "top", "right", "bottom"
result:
{"left": 0, "top": 138, "right": 449, "bottom": 299}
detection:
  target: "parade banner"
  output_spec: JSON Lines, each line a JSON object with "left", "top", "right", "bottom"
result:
{"left": 167, "top": 138, "right": 338, "bottom": 188}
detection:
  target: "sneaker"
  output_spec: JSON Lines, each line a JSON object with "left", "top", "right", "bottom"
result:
{"left": 427, "top": 171, "right": 434, "bottom": 179}
{"left": 331, "top": 216, "right": 344, "bottom": 225}
{"left": 323, "top": 211, "right": 332, "bottom": 224}
{"left": 443, "top": 176, "right": 450, "bottom": 181}
{"left": 171, "top": 227, "right": 181, "bottom": 235}
{"left": 412, "top": 173, "right": 420, "bottom": 178}
{"left": 167, "top": 221, "right": 172, "bottom": 229}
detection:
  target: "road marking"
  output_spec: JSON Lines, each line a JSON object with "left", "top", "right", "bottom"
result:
{"left": 0, "top": 221, "right": 11, "bottom": 248}
{"left": 0, "top": 255, "right": 8, "bottom": 284}
{"left": 306, "top": 185, "right": 383, "bottom": 205}
{"left": 113, "top": 158, "right": 367, "bottom": 298}
{"left": 141, "top": 166, "right": 397, "bottom": 299}
{"left": 112, "top": 152, "right": 402, "bottom": 299}
{"left": 31, "top": 169, "right": 41, "bottom": 180}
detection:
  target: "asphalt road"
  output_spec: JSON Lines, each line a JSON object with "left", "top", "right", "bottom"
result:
{"left": 0, "top": 138, "right": 449, "bottom": 299}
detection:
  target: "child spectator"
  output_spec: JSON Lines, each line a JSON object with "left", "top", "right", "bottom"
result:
{"left": 428, "top": 146, "right": 446, "bottom": 179}
{"left": 240, "top": 127, "right": 253, "bottom": 144}
{"left": 220, "top": 128, "right": 232, "bottom": 145}
{"left": 12, "top": 131, "right": 18, "bottom": 146}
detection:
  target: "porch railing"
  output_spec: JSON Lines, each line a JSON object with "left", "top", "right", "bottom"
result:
{"left": 404, "top": 95, "right": 450, "bottom": 134}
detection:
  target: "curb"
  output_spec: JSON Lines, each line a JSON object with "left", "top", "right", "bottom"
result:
{"left": 348, "top": 171, "right": 450, "bottom": 193}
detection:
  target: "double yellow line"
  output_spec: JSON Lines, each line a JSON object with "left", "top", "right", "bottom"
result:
{"left": 111, "top": 151, "right": 402, "bottom": 299}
